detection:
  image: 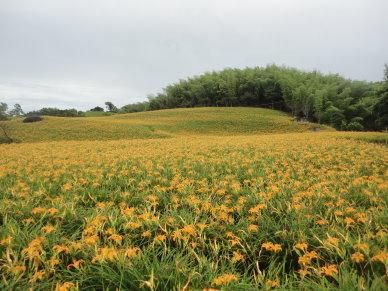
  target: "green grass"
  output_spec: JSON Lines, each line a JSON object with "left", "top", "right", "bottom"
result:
{"left": 83, "top": 111, "right": 115, "bottom": 117}
{"left": 1, "top": 107, "right": 332, "bottom": 143}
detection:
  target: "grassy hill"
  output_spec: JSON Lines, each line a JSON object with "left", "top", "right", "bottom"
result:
{"left": 1, "top": 107, "right": 331, "bottom": 143}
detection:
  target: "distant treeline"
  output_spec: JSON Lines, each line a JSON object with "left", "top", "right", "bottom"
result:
{"left": 121, "top": 65, "right": 388, "bottom": 131}
{"left": 27, "top": 107, "right": 84, "bottom": 117}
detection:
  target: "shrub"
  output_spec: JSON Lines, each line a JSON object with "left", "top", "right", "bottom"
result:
{"left": 346, "top": 121, "right": 364, "bottom": 131}
{"left": 23, "top": 116, "right": 43, "bottom": 123}
{"left": 27, "top": 108, "right": 81, "bottom": 117}
{"left": 90, "top": 106, "right": 104, "bottom": 112}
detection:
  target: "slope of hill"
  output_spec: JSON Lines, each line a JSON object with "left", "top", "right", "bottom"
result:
{"left": 1, "top": 107, "right": 331, "bottom": 143}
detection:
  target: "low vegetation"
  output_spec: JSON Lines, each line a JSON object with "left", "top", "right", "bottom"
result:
{"left": 23, "top": 116, "right": 43, "bottom": 123}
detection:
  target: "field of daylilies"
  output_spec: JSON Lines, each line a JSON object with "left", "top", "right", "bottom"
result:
{"left": 2, "top": 107, "right": 330, "bottom": 143}
{"left": 0, "top": 124, "right": 387, "bottom": 289}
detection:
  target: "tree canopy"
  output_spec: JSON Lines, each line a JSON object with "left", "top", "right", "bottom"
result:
{"left": 121, "top": 65, "right": 387, "bottom": 131}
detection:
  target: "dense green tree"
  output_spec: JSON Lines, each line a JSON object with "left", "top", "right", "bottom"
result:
{"left": 313, "top": 89, "right": 327, "bottom": 123}
{"left": 120, "top": 65, "right": 386, "bottom": 131}
{"left": 0, "top": 102, "right": 8, "bottom": 120}
{"left": 90, "top": 106, "right": 104, "bottom": 112}
{"left": 373, "top": 69, "right": 388, "bottom": 130}
{"left": 27, "top": 108, "right": 82, "bottom": 117}
{"left": 8, "top": 103, "right": 24, "bottom": 116}
{"left": 105, "top": 101, "right": 118, "bottom": 112}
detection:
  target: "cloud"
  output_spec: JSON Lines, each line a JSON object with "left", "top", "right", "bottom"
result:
{"left": 0, "top": 81, "right": 142, "bottom": 111}
{"left": 0, "top": 0, "right": 387, "bottom": 111}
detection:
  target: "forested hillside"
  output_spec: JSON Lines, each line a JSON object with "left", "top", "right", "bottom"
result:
{"left": 121, "top": 65, "right": 388, "bottom": 131}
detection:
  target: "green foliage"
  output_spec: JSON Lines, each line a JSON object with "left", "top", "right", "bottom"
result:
{"left": 27, "top": 108, "right": 84, "bottom": 117}
{"left": 90, "top": 106, "right": 104, "bottom": 112}
{"left": 372, "top": 79, "right": 388, "bottom": 130}
{"left": 345, "top": 121, "right": 364, "bottom": 131}
{"left": 84, "top": 111, "right": 113, "bottom": 117}
{"left": 120, "top": 65, "right": 386, "bottom": 131}
{"left": 0, "top": 122, "right": 13, "bottom": 143}
{"left": 120, "top": 101, "right": 149, "bottom": 113}
{"left": 0, "top": 102, "right": 8, "bottom": 121}
{"left": 8, "top": 104, "right": 24, "bottom": 117}
{"left": 105, "top": 101, "right": 118, "bottom": 113}
{"left": 23, "top": 116, "right": 43, "bottom": 123}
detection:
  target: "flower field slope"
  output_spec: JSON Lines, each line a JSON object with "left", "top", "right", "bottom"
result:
{"left": 0, "top": 132, "right": 387, "bottom": 290}
{"left": 2, "top": 107, "right": 332, "bottom": 143}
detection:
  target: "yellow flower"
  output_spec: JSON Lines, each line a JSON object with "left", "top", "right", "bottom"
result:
{"left": 70, "top": 242, "right": 83, "bottom": 251}
{"left": 351, "top": 252, "right": 365, "bottom": 263}
{"left": 105, "top": 228, "right": 115, "bottom": 236}
{"left": 108, "top": 234, "right": 123, "bottom": 245}
{"left": 232, "top": 251, "right": 244, "bottom": 262}
{"left": 344, "top": 217, "right": 355, "bottom": 226}
{"left": 262, "top": 242, "right": 282, "bottom": 253}
{"left": 182, "top": 224, "right": 196, "bottom": 236}
{"left": 375, "top": 230, "right": 387, "bottom": 239}
{"left": 371, "top": 251, "right": 388, "bottom": 264}
{"left": 154, "top": 234, "right": 166, "bottom": 243}
{"left": 55, "top": 282, "right": 75, "bottom": 291}
{"left": 125, "top": 221, "right": 142, "bottom": 229}
{"left": 32, "top": 207, "right": 46, "bottom": 215}
{"left": 22, "top": 237, "right": 44, "bottom": 261}
{"left": 29, "top": 270, "right": 46, "bottom": 283}
{"left": 247, "top": 224, "right": 258, "bottom": 232}
{"left": 92, "top": 247, "right": 118, "bottom": 263}
{"left": 142, "top": 231, "right": 151, "bottom": 238}
{"left": 67, "top": 259, "right": 84, "bottom": 269}
{"left": 316, "top": 219, "right": 328, "bottom": 226}
{"left": 212, "top": 273, "right": 237, "bottom": 286}
{"left": 171, "top": 230, "right": 182, "bottom": 241}
{"left": 294, "top": 242, "right": 308, "bottom": 252}
{"left": 47, "top": 207, "right": 59, "bottom": 215}
{"left": 42, "top": 224, "right": 56, "bottom": 234}
{"left": 320, "top": 264, "right": 338, "bottom": 277}
{"left": 324, "top": 236, "right": 339, "bottom": 247}
{"left": 62, "top": 182, "right": 73, "bottom": 191}
{"left": 298, "top": 251, "right": 319, "bottom": 266}
{"left": 354, "top": 212, "right": 367, "bottom": 224}
{"left": 266, "top": 279, "right": 280, "bottom": 288}
{"left": 121, "top": 207, "right": 135, "bottom": 216}
{"left": 0, "top": 236, "right": 12, "bottom": 246}
{"left": 249, "top": 204, "right": 266, "bottom": 214}
{"left": 23, "top": 217, "right": 35, "bottom": 225}
{"left": 297, "top": 268, "right": 311, "bottom": 278}
{"left": 11, "top": 265, "right": 26, "bottom": 275}
{"left": 126, "top": 247, "right": 141, "bottom": 258}
{"left": 48, "top": 258, "right": 61, "bottom": 268}
{"left": 53, "top": 244, "right": 70, "bottom": 254}
{"left": 353, "top": 243, "right": 369, "bottom": 252}
{"left": 84, "top": 235, "right": 98, "bottom": 246}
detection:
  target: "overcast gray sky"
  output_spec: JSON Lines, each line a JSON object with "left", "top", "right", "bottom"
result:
{"left": 1, "top": 0, "right": 387, "bottom": 111}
